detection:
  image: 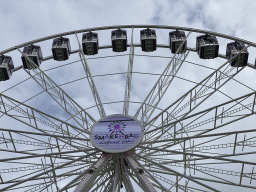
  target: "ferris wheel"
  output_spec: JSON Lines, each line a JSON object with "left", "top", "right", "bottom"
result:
{"left": 0, "top": 25, "right": 256, "bottom": 192}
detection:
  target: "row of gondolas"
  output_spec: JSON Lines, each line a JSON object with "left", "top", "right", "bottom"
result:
{"left": 0, "top": 28, "right": 250, "bottom": 81}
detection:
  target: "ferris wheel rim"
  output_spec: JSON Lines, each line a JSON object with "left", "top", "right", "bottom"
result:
{"left": 1, "top": 24, "right": 256, "bottom": 56}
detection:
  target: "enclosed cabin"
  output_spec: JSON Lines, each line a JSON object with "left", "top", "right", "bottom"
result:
{"left": 21, "top": 45, "right": 43, "bottom": 69}
{"left": 196, "top": 35, "right": 219, "bottom": 59}
{"left": 169, "top": 30, "right": 187, "bottom": 54}
{"left": 52, "top": 37, "right": 71, "bottom": 61}
{"left": 111, "top": 29, "right": 127, "bottom": 52}
{"left": 0, "top": 55, "right": 14, "bottom": 81}
{"left": 140, "top": 28, "right": 156, "bottom": 52}
{"left": 226, "top": 41, "right": 248, "bottom": 67}
{"left": 82, "top": 32, "right": 99, "bottom": 55}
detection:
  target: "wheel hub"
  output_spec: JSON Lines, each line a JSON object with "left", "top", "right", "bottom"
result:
{"left": 90, "top": 114, "right": 144, "bottom": 153}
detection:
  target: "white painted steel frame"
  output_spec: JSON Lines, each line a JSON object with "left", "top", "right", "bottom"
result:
{"left": 1, "top": 25, "right": 256, "bottom": 192}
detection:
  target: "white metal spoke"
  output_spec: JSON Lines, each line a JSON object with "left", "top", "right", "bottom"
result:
{"left": 0, "top": 151, "right": 97, "bottom": 191}
{"left": 129, "top": 153, "right": 169, "bottom": 192}
{"left": 0, "top": 93, "right": 94, "bottom": 155}
{"left": 75, "top": 33, "right": 106, "bottom": 118}
{"left": 112, "top": 158, "right": 120, "bottom": 192}
{"left": 144, "top": 90, "right": 256, "bottom": 140}
{"left": 144, "top": 45, "right": 250, "bottom": 145}
{"left": 74, "top": 154, "right": 109, "bottom": 192}
{"left": 138, "top": 146, "right": 256, "bottom": 166}
{"left": 0, "top": 93, "right": 89, "bottom": 136}
{"left": 123, "top": 27, "right": 135, "bottom": 115}
{"left": 17, "top": 48, "right": 95, "bottom": 130}
{"left": 135, "top": 31, "right": 192, "bottom": 124}
{"left": 120, "top": 156, "right": 135, "bottom": 192}
{"left": 125, "top": 152, "right": 157, "bottom": 192}
{"left": 91, "top": 174, "right": 113, "bottom": 192}
{"left": 134, "top": 152, "right": 220, "bottom": 192}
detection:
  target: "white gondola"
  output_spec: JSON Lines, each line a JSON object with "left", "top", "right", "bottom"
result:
{"left": 21, "top": 45, "right": 43, "bottom": 69}
{"left": 169, "top": 30, "right": 187, "bottom": 54}
{"left": 52, "top": 37, "right": 71, "bottom": 61}
{"left": 111, "top": 29, "right": 127, "bottom": 52}
{"left": 140, "top": 28, "right": 156, "bottom": 52}
{"left": 196, "top": 35, "right": 219, "bottom": 59}
{"left": 226, "top": 41, "right": 248, "bottom": 67}
{"left": 0, "top": 55, "right": 14, "bottom": 81}
{"left": 82, "top": 32, "right": 99, "bottom": 55}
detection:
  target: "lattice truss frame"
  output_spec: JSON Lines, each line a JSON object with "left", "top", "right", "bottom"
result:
{"left": 1, "top": 25, "right": 256, "bottom": 192}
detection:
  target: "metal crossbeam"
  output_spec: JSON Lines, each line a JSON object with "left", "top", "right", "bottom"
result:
{"left": 0, "top": 148, "right": 96, "bottom": 163}
{"left": 134, "top": 152, "right": 220, "bottom": 192}
{"left": 0, "top": 127, "right": 89, "bottom": 142}
{"left": 143, "top": 158, "right": 256, "bottom": 182}
{"left": 0, "top": 161, "right": 93, "bottom": 175}
{"left": 145, "top": 90, "right": 256, "bottom": 138}
{"left": 142, "top": 92, "right": 256, "bottom": 162}
{"left": 23, "top": 165, "right": 93, "bottom": 192}
{"left": 148, "top": 168, "right": 256, "bottom": 191}
{"left": 141, "top": 92, "right": 256, "bottom": 157}
{"left": 0, "top": 151, "right": 97, "bottom": 191}
{"left": 151, "top": 172, "right": 195, "bottom": 192}
{"left": 0, "top": 92, "right": 93, "bottom": 151}
{"left": 138, "top": 146, "right": 256, "bottom": 167}
{"left": 0, "top": 136, "right": 88, "bottom": 151}
{"left": 143, "top": 138, "right": 256, "bottom": 154}
{"left": 0, "top": 93, "right": 84, "bottom": 135}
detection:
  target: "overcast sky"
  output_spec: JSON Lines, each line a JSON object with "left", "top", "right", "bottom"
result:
{"left": 1, "top": 1, "right": 256, "bottom": 192}
{"left": 0, "top": 0, "right": 256, "bottom": 48}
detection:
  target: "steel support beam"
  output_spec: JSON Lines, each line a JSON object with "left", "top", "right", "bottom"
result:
{"left": 0, "top": 93, "right": 86, "bottom": 135}
{"left": 135, "top": 32, "right": 191, "bottom": 124}
{"left": 141, "top": 91, "right": 256, "bottom": 157}
{"left": 17, "top": 48, "right": 95, "bottom": 131}
{"left": 130, "top": 154, "right": 169, "bottom": 192}
{"left": 144, "top": 90, "right": 256, "bottom": 138}
{"left": 134, "top": 153, "right": 220, "bottom": 192}
{"left": 75, "top": 33, "right": 106, "bottom": 118}
{"left": 0, "top": 127, "right": 89, "bottom": 142}
{"left": 0, "top": 93, "right": 93, "bottom": 153}
{"left": 91, "top": 174, "right": 113, "bottom": 192}
{"left": 145, "top": 45, "right": 250, "bottom": 144}
{"left": 121, "top": 157, "right": 135, "bottom": 192}
{"left": 0, "top": 148, "right": 97, "bottom": 163}
{"left": 138, "top": 146, "right": 256, "bottom": 167}
{"left": 125, "top": 153, "right": 157, "bottom": 192}
{"left": 123, "top": 27, "right": 135, "bottom": 115}
{"left": 74, "top": 154, "right": 109, "bottom": 192}
{"left": 0, "top": 151, "right": 97, "bottom": 191}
